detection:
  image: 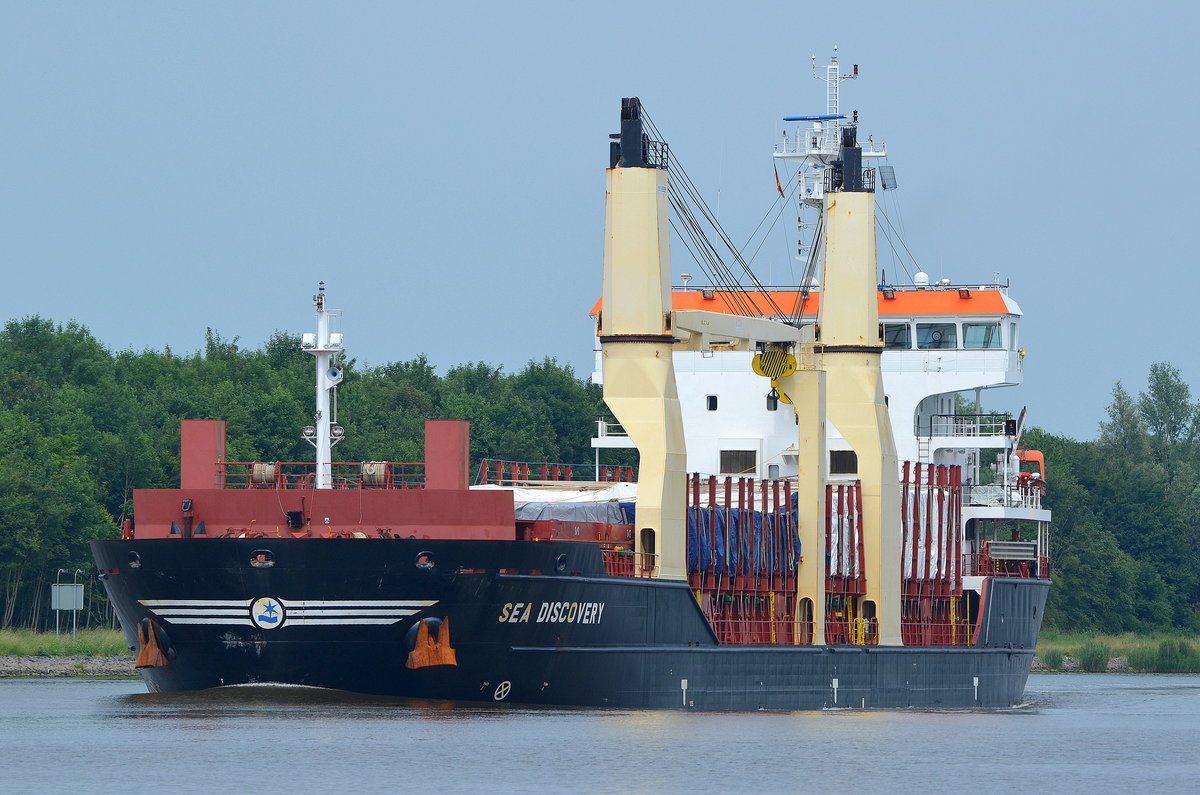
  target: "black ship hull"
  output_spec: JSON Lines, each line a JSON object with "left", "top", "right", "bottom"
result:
{"left": 93, "top": 538, "right": 1048, "bottom": 710}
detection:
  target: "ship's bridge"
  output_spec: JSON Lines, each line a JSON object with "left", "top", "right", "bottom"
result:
{"left": 589, "top": 283, "right": 1025, "bottom": 479}
{"left": 876, "top": 284, "right": 1025, "bottom": 465}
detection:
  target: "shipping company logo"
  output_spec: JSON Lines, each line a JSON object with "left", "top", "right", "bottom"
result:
{"left": 140, "top": 598, "right": 439, "bottom": 628}
{"left": 251, "top": 597, "right": 284, "bottom": 629}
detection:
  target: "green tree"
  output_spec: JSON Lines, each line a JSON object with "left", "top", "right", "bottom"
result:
{"left": 1098, "top": 381, "right": 1150, "bottom": 462}
{"left": 1138, "top": 362, "right": 1198, "bottom": 483}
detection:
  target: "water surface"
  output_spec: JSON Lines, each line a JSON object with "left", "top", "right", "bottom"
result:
{"left": 3, "top": 674, "right": 1197, "bottom": 793}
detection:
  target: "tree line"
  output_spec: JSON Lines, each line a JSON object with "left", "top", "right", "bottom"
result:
{"left": 1029, "top": 362, "right": 1200, "bottom": 632}
{"left": 0, "top": 316, "right": 1196, "bottom": 634}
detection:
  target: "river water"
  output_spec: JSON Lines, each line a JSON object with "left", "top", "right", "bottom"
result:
{"left": 2, "top": 673, "right": 1197, "bottom": 793}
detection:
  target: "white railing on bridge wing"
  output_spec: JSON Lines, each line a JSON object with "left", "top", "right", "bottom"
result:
{"left": 919, "top": 414, "right": 1010, "bottom": 438}
{"left": 963, "top": 483, "right": 1042, "bottom": 510}
{"left": 595, "top": 419, "right": 628, "bottom": 438}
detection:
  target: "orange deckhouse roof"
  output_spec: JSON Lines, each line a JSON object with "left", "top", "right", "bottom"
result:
{"left": 588, "top": 290, "right": 1012, "bottom": 317}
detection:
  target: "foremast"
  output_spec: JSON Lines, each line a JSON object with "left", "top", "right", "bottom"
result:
{"left": 301, "top": 282, "right": 345, "bottom": 490}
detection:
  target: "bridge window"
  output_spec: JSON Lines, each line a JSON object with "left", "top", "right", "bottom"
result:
{"left": 1010, "top": 322, "right": 1019, "bottom": 350}
{"left": 883, "top": 323, "right": 911, "bottom": 349}
{"left": 706, "top": 395, "right": 718, "bottom": 411}
{"left": 963, "top": 322, "right": 1002, "bottom": 349}
{"left": 916, "top": 322, "right": 957, "bottom": 349}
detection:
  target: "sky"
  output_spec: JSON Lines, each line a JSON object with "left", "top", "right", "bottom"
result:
{"left": 1, "top": 1, "right": 1196, "bottom": 441}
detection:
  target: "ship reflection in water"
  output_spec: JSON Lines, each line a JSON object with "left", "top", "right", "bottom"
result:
{"left": 1, "top": 676, "right": 1197, "bottom": 791}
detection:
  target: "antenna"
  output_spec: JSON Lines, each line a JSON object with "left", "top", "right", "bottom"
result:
{"left": 781, "top": 50, "right": 886, "bottom": 271}
{"left": 808, "top": 48, "right": 859, "bottom": 148}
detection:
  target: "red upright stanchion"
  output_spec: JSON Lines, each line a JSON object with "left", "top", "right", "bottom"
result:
{"left": 708, "top": 476, "right": 717, "bottom": 584}
{"left": 690, "top": 473, "right": 701, "bottom": 588}
{"left": 736, "top": 477, "right": 746, "bottom": 592}
{"left": 855, "top": 483, "right": 866, "bottom": 594}
{"left": 937, "top": 465, "right": 949, "bottom": 598}
{"left": 748, "top": 478, "right": 757, "bottom": 586}
{"left": 772, "top": 479, "right": 781, "bottom": 592}
{"left": 783, "top": 478, "right": 793, "bottom": 593}
{"left": 824, "top": 484, "right": 833, "bottom": 592}
{"left": 900, "top": 461, "right": 910, "bottom": 597}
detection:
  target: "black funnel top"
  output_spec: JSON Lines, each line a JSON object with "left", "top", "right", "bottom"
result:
{"left": 610, "top": 97, "right": 668, "bottom": 170}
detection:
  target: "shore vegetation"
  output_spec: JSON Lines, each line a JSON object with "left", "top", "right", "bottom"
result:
{"left": 0, "top": 628, "right": 128, "bottom": 657}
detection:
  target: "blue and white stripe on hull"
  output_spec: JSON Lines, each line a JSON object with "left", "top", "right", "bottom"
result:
{"left": 139, "top": 598, "right": 438, "bottom": 628}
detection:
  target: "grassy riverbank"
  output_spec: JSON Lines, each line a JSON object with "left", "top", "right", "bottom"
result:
{"left": 0, "top": 629, "right": 129, "bottom": 657}
{"left": 1038, "top": 631, "right": 1200, "bottom": 673}
{"left": 0, "top": 630, "right": 134, "bottom": 677}
{"left": 3, "top": 628, "right": 1198, "bottom": 674}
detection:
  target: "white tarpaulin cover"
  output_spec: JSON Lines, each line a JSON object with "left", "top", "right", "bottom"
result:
{"left": 470, "top": 482, "right": 638, "bottom": 523}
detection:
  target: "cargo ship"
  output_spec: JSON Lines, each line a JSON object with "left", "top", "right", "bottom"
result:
{"left": 93, "top": 56, "right": 1050, "bottom": 709}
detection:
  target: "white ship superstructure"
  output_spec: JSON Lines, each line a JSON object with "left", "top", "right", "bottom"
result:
{"left": 591, "top": 49, "right": 1048, "bottom": 573}
{"left": 592, "top": 282, "right": 1026, "bottom": 481}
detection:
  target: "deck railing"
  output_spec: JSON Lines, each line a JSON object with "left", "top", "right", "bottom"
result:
{"left": 475, "top": 459, "right": 635, "bottom": 486}
{"left": 963, "top": 481, "right": 1044, "bottom": 510}
{"left": 919, "top": 413, "right": 1011, "bottom": 438}
{"left": 220, "top": 461, "right": 425, "bottom": 489}
{"left": 601, "top": 549, "right": 657, "bottom": 578}
{"left": 963, "top": 551, "right": 1051, "bottom": 580}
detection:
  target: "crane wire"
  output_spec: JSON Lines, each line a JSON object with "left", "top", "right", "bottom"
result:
{"left": 635, "top": 105, "right": 922, "bottom": 332}
{"left": 875, "top": 213, "right": 913, "bottom": 284}
{"left": 640, "top": 108, "right": 793, "bottom": 322}
{"left": 876, "top": 202, "right": 923, "bottom": 280}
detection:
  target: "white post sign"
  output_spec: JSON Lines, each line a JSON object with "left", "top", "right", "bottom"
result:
{"left": 51, "top": 583, "right": 84, "bottom": 611}
{"left": 51, "top": 583, "right": 84, "bottom": 638}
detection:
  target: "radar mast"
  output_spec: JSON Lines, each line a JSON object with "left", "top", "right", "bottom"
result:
{"left": 300, "top": 282, "right": 345, "bottom": 489}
